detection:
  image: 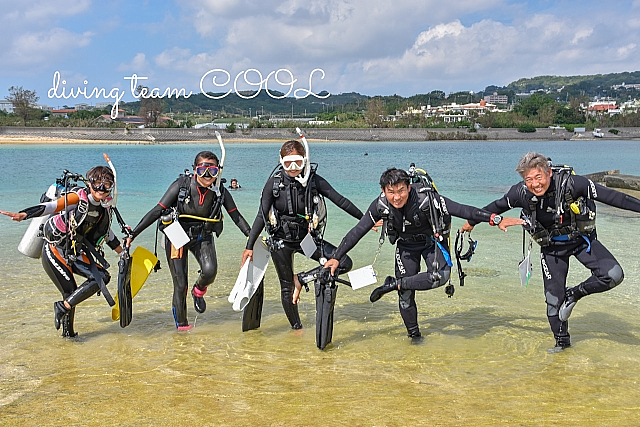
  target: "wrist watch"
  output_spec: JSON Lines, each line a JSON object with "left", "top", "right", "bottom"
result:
{"left": 490, "top": 213, "right": 502, "bottom": 226}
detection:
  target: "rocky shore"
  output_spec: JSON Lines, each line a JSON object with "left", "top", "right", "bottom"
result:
{"left": 584, "top": 170, "right": 640, "bottom": 191}
{"left": 2, "top": 126, "right": 640, "bottom": 143}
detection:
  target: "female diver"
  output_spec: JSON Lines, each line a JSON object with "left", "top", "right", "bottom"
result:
{"left": 129, "top": 150, "right": 251, "bottom": 330}
{"left": 241, "top": 139, "right": 363, "bottom": 330}
{"left": 1, "top": 166, "right": 124, "bottom": 338}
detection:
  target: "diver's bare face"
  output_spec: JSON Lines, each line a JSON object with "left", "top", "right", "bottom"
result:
{"left": 524, "top": 167, "right": 552, "bottom": 196}
{"left": 383, "top": 182, "right": 410, "bottom": 209}
{"left": 285, "top": 168, "right": 302, "bottom": 178}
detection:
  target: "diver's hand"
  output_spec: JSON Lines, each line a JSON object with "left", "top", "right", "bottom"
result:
{"left": 0, "top": 210, "right": 27, "bottom": 222}
{"left": 324, "top": 258, "right": 340, "bottom": 276}
{"left": 371, "top": 219, "right": 383, "bottom": 233}
{"left": 241, "top": 249, "right": 253, "bottom": 266}
{"left": 124, "top": 237, "right": 133, "bottom": 248}
{"left": 461, "top": 221, "right": 474, "bottom": 232}
{"left": 497, "top": 217, "right": 526, "bottom": 232}
{"left": 292, "top": 275, "right": 302, "bottom": 304}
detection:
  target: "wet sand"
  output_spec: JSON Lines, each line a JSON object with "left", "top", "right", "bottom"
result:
{"left": 0, "top": 135, "right": 287, "bottom": 144}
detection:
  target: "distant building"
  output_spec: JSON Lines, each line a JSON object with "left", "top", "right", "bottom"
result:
{"left": 0, "top": 100, "right": 14, "bottom": 113}
{"left": 612, "top": 82, "right": 640, "bottom": 90}
{"left": 484, "top": 92, "right": 508, "bottom": 104}
{"left": 75, "top": 103, "right": 91, "bottom": 111}
{"left": 621, "top": 100, "right": 640, "bottom": 114}
{"left": 97, "top": 114, "right": 171, "bottom": 126}
{"left": 51, "top": 108, "right": 77, "bottom": 117}
{"left": 308, "top": 120, "right": 334, "bottom": 125}
{"left": 586, "top": 101, "right": 619, "bottom": 118}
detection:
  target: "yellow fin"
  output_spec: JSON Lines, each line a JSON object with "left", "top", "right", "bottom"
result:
{"left": 112, "top": 246, "right": 158, "bottom": 321}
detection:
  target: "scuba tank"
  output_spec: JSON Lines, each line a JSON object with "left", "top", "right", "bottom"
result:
{"left": 17, "top": 183, "right": 62, "bottom": 259}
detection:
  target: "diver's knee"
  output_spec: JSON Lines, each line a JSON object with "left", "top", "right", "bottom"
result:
{"left": 399, "top": 289, "right": 413, "bottom": 309}
{"left": 436, "top": 269, "right": 450, "bottom": 287}
{"left": 545, "top": 291, "right": 561, "bottom": 317}
{"left": 199, "top": 265, "right": 218, "bottom": 284}
{"left": 608, "top": 265, "right": 624, "bottom": 287}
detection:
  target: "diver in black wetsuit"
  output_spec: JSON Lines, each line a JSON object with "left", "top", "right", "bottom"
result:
{"left": 463, "top": 152, "right": 640, "bottom": 352}
{"left": 241, "top": 139, "right": 363, "bottom": 330}
{"left": 324, "top": 167, "right": 523, "bottom": 341}
{"left": 1, "top": 166, "right": 124, "bottom": 338}
{"left": 129, "top": 151, "right": 251, "bottom": 330}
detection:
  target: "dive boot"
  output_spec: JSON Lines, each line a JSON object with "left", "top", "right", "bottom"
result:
{"left": 61, "top": 307, "right": 78, "bottom": 338}
{"left": 559, "top": 286, "right": 586, "bottom": 322}
{"left": 191, "top": 286, "right": 207, "bottom": 314}
{"left": 370, "top": 276, "right": 400, "bottom": 302}
{"left": 53, "top": 301, "right": 69, "bottom": 330}
{"left": 548, "top": 335, "right": 571, "bottom": 353}
{"left": 407, "top": 327, "right": 423, "bottom": 344}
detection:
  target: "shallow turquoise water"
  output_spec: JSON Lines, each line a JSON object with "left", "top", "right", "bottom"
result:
{"left": 0, "top": 140, "right": 639, "bottom": 425}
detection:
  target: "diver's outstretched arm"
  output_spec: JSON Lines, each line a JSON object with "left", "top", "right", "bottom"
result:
{"left": 0, "top": 210, "right": 27, "bottom": 222}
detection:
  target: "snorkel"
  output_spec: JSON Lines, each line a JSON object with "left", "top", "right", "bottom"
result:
{"left": 102, "top": 153, "right": 117, "bottom": 208}
{"left": 295, "top": 127, "right": 311, "bottom": 187}
{"left": 103, "top": 153, "right": 132, "bottom": 238}
{"left": 214, "top": 131, "right": 226, "bottom": 191}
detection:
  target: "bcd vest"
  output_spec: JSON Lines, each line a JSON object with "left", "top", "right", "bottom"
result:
{"left": 43, "top": 187, "right": 112, "bottom": 250}
{"left": 522, "top": 165, "right": 596, "bottom": 246}
{"left": 167, "top": 173, "right": 225, "bottom": 237}
{"left": 265, "top": 165, "right": 326, "bottom": 243}
{"left": 377, "top": 169, "right": 451, "bottom": 245}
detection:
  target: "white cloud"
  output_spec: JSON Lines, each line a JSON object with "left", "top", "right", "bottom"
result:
{"left": 4, "top": 0, "right": 637, "bottom": 99}
{"left": 183, "top": 0, "right": 507, "bottom": 60}
{"left": 0, "top": 1, "right": 94, "bottom": 73}
{"left": 628, "top": 17, "right": 640, "bottom": 29}
{"left": 154, "top": 47, "right": 217, "bottom": 74}
{"left": 340, "top": 12, "right": 640, "bottom": 94}
{"left": 617, "top": 44, "right": 637, "bottom": 59}
{"left": 117, "top": 53, "right": 151, "bottom": 73}
{"left": 414, "top": 21, "right": 465, "bottom": 46}
{"left": 21, "top": 0, "right": 91, "bottom": 21}
{"left": 6, "top": 29, "right": 93, "bottom": 68}
{"left": 571, "top": 28, "right": 593, "bottom": 45}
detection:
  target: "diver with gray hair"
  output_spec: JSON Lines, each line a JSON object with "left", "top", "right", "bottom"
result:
{"left": 463, "top": 151, "right": 640, "bottom": 352}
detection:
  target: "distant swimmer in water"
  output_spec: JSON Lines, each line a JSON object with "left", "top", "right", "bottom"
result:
{"left": 1, "top": 166, "right": 125, "bottom": 338}
{"left": 228, "top": 178, "right": 241, "bottom": 190}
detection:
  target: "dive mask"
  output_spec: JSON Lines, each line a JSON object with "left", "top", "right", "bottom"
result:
{"left": 195, "top": 163, "right": 219, "bottom": 178}
{"left": 90, "top": 181, "right": 114, "bottom": 193}
{"left": 280, "top": 155, "right": 305, "bottom": 171}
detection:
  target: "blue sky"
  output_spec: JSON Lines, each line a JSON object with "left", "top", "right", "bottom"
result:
{"left": 2, "top": 0, "right": 639, "bottom": 107}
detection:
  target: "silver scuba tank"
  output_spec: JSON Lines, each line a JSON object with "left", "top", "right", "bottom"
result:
{"left": 17, "top": 184, "right": 59, "bottom": 259}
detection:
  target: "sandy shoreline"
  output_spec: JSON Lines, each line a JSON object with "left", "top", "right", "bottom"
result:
{"left": 0, "top": 135, "right": 286, "bottom": 144}
{"left": 2, "top": 126, "right": 640, "bottom": 144}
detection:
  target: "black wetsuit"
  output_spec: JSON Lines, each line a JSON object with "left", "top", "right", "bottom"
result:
{"left": 246, "top": 170, "right": 363, "bottom": 329}
{"left": 133, "top": 175, "right": 250, "bottom": 327}
{"left": 21, "top": 187, "right": 120, "bottom": 337}
{"left": 333, "top": 184, "right": 495, "bottom": 337}
{"left": 469, "top": 174, "right": 640, "bottom": 344}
